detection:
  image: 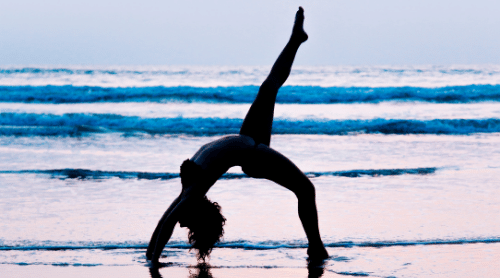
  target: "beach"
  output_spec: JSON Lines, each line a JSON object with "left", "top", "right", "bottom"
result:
{"left": 1, "top": 65, "right": 499, "bottom": 277}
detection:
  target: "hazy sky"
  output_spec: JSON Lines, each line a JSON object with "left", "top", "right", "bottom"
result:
{"left": 1, "top": 0, "right": 499, "bottom": 66}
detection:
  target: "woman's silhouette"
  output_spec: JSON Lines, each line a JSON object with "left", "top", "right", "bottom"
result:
{"left": 146, "top": 7, "right": 328, "bottom": 264}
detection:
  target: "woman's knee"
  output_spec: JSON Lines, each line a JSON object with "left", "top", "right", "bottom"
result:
{"left": 295, "top": 181, "right": 316, "bottom": 200}
{"left": 260, "top": 79, "right": 280, "bottom": 94}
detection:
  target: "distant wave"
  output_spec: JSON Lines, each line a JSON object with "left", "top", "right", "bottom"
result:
{"left": 0, "top": 167, "right": 437, "bottom": 180}
{"left": 0, "top": 68, "right": 125, "bottom": 75}
{"left": 2, "top": 237, "right": 499, "bottom": 251}
{"left": 1, "top": 113, "right": 499, "bottom": 136}
{"left": 2, "top": 65, "right": 500, "bottom": 88}
{"left": 3, "top": 66, "right": 498, "bottom": 76}
{"left": 1, "top": 85, "right": 500, "bottom": 103}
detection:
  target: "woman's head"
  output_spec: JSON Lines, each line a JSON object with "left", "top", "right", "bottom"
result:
{"left": 179, "top": 196, "right": 226, "bottom": 261}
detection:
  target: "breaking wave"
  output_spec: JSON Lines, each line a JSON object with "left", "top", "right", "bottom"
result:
{"left": 1, "top": 85, "right": 500, "bottom": 104}
{"left": 2, "top": 237, "right": 499, "bottom": 251}
{"left": 1, "top": 113, "right": 499, "bottom": 136}
{"left": 0, "top": 167, "right": 437, "bottom": 180}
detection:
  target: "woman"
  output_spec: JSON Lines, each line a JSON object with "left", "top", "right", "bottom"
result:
{"left": 146, "top": 7, "right": 329, "bottom": 263}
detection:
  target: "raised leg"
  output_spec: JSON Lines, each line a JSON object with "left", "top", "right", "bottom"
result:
{"left": 239, "top": 7, "right": 308, "bottom": 146}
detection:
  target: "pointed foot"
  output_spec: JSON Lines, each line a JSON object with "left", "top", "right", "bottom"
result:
{"left": 292, "top": 6, "right": 308, "bottom": 43}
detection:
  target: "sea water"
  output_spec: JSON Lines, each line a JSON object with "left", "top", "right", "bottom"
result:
{"left": 0, "top": 66, "right": 499, "bottom": 277}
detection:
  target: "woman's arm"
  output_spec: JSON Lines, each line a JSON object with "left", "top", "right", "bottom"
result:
{"left": 146, "top": 185, "right": 204, "bottom": 263}
{"left": 241, "top": 144, "right": 329, "bottom": 260}
{"left": 146, "top": 195, "right": 182, "bottom": 262}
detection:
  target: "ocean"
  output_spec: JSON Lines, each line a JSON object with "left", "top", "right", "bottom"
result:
{"left": 0, "top": 65, "right": 499, "bottom": 277}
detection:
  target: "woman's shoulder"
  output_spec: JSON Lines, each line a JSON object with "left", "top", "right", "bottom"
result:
{"left": 180, "top": 159, "right": 204, "bottom": 188}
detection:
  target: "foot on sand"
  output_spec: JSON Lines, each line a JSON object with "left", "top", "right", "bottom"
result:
{"left": 307, "top": 244, "right": 329, "bottom": 261}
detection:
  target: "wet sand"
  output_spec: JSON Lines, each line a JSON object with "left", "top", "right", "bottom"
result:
{"left": 2, "top": 243, "right": 500, "bottom": 277}
{"left": 1, "top": 265, "right": 317, "bottom": 278}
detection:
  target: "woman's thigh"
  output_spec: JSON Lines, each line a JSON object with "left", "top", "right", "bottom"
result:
{"left": 241, "top": 144, "right": 313, "bottom": 195}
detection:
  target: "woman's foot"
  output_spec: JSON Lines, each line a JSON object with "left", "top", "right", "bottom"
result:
{"left": 307, "top": 244, "right": 329, "bottom": 261}
{"left": 292, "top": 7, "right": 308, "bottom": 43}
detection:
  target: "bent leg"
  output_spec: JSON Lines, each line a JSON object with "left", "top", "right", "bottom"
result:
{"left": 241, "top": 144, "right": 328, "bottom": 259}
{"left": 239, "top": 7, "right": 308, "bottom": 146}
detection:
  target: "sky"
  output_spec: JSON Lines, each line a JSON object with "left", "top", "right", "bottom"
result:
{"left": 1, "top": 0, "right": 499, "bottom": 66}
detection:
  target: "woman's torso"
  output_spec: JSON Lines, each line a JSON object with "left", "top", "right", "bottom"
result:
{"left": 189, "top": 134, "right": 256, "bottom": 187}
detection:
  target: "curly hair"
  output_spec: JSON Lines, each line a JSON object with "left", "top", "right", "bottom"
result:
{"left": 181, "top": 196, "right": 226, "bottom": 261}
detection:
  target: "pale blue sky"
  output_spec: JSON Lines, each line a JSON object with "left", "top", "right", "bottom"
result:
{"left": 1, "top": 0, "right": 499, "bottom": 66}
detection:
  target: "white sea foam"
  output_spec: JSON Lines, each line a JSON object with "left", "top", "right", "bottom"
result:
{"left": 2, "top": 102, "right": 499, "bottom": 120}
{"left": 1, "top": 65, "right": 500, "bottom": 87}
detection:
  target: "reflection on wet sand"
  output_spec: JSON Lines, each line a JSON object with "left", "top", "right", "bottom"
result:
{"left": 149, "top": 263, "right": 213, "bottom": 278}
{"left": 307, "top": 259, "right": 326, "bottom": 278}
{"left": 149, "top": 260, "right": 326, "bottom": 278}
